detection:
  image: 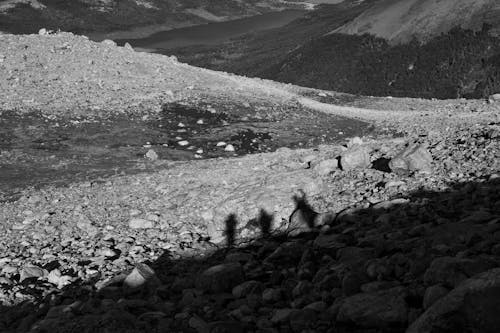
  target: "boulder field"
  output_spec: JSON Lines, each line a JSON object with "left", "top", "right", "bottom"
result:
{"left": 0, "top": 31, "right": 499, "bottom": 332}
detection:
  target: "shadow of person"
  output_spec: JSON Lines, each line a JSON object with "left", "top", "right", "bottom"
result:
{"left": 257, "top": 208, "right": 273, "bottom": 238}
{"left": 224, "top": 213, "right": 238, "bottom": 248}
{"left": 289, "top": 190, "right": 318, "bottom": 232}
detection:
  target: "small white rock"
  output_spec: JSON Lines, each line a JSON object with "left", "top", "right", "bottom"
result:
{"left": 178, "top": 122, "right": 185, "bottom": 127}
{"left": 20, "top": 265, "right": 47, "bottom": 282}
{"left": 47, "top": 269, "right": 72, "bottom": 288}
{"left": 124, "top": 263, "right": 159, "bottom": 289}
{"left": 197, "top": 119, "right": 204, "bottom": 124}
{"left": 178, "top": 140, "right": 189, "bottom": 146}
{"left": 145, "top": 149, "right": 158, "bottom": 161}
{"left": 216, "top": 142, "right": 227, "bottom": 147}
{"left": 101, "top": 39, "right": 117, "bottom": 47}
{"left": 348, "top": 137, "right": 363, "bottom": 147}
{"left": 224, "top": 144, "right": 236, "bottom": 152}
{"left": 128, "top": 218, "right": 154, "bottom": 229}
{"left": 129, "top": 209, "right": 142, "bottom": 217}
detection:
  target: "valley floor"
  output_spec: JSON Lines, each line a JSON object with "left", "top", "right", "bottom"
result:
{"left": 0, "top": 32, "right": 499, "bottom": 332}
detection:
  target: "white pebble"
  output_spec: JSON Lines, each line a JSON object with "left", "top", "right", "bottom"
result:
{"left": 225, "top": 144, "right": 236, "bottom": 152}
{"left": 178, "top": 140, "right": 189, "bottom": 146}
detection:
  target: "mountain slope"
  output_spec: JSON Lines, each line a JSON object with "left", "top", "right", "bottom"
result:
{"left": 164, "top": 0, "right": 500, "bottom": 99}
{"left": 333, "top": 0, "right": 500, "bottom": 44}
{"left": 265, "top": 27, "right": 500, "bottom": 99}
{"left": 0, "top": 0, "right": 296, "bottom": 35}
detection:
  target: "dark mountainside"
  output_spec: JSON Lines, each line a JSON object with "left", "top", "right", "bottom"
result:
{"left": 166, "top": 2, "right": 500, "bottom": 99}
{"left": 0, "top": 0, "right": 294, "bottom": 35}
{"left": 265, "top": 26, "right": 500, "bottom": 99}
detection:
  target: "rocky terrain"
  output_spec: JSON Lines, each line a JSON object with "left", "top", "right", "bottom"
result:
{"left": 0, "top": 31, "right": 500, "bottom": 333}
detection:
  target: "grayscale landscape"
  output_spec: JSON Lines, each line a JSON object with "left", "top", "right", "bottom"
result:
{"left": 0, "top": 1, "right": 499, "bottom": 332}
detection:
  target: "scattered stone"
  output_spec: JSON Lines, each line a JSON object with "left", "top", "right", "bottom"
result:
{"left": 189, "top": 314, "right": 210, "bottom": 333}
{"left": 372, "top": 198, "right": 410, "bottom": 210}
{"left": 101, "top": 39, "right": 117, "bottom": 47}
{"left": 423, "top": 284, "right": 449, "bottom": 309}
{"left": 340, "top": 145, "right": 371, "bottom": 170}
{"left": 408, "top": 268, "right": 500, "bottom": 333}
{"left": 262, "top": 288, "right": 282, "bottom": 303}
{"left": 224, "top": 144, "right": 236, "bottom": 152}
{"left": 196, "top": 263, "right": 244, "bottom": 293}
{"left": 337, "top": 287, "right": 408, "bottom": 328}
{"left": 232, "top": 280, "right": 264, "bottom": 298}
{"left": 488, "top": 93, "right": 500, "bottom": 103}
{"left": 0, "top": 277, "right": 13, "bottom": 285}
{"left": 389, "top": 143, "right": 433, "bottom": 174}
{"left": 128, "top": 218, "right": 155, "bottom": 229}
{"left": 271, "top": 308, "right": 295, "bottom": 324}
{"left": 123, "top": 263, "right": 159, "bottom": 290}
{"left": 314, "top": 158, "right": 339, "bottom": 176}
{"left": 47, "top": 269, "right": 72, "bottom": 289}
{"left": 424, "top": 257, "right": 496, "bottom": 288}
{"left": 145, "top": 149, "right": 158, "bottom": 161}
{"left": 20, "top": 265, "right": 47, "bottom": 282}
{"left": 347, "top": 137, "right": 364, "bottom": 147}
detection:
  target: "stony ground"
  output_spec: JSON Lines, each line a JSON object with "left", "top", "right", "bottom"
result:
{"left": 0, "top": 32, "right": 500, "bottom": 332}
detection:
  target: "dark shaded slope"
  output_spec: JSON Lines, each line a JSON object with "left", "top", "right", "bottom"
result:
{"left": 263, "top": 26, "right": 500, "bottom": 99}
{"left": 2, "top": 177, "right": 500, "bottom": 332}
{"left": 166, "top": 1, "right": 377, "bottom": 74}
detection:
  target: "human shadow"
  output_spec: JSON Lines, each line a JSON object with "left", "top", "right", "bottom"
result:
{"left": 1, "top": 177, "right": 499, "bottom": 332}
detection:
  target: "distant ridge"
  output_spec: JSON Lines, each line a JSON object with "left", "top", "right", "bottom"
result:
{"left": 333, "top": 0, "right": 500, "bottom": 44}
